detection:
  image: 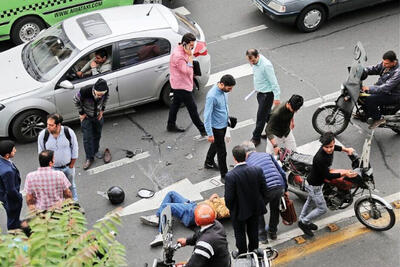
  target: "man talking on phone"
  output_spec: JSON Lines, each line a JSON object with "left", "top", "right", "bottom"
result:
{"left": 167, "top": 33, "right": 207, "bottom": 136}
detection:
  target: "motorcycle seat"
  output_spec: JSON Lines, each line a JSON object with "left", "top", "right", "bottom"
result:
{"left": 290, "top": 152, "right": 314, "bottom": 166}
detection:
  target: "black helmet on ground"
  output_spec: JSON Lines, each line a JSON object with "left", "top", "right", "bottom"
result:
{"left": 107, "top": 186, "right": 125, "bottom": 205}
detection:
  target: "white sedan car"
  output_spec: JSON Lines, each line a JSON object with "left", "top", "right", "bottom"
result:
{"left": 0, "top": 4, "right": 210, "bottom": 142}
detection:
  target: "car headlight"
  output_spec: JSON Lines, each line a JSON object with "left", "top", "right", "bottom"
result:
{"left": 0, "top": 104, "right": 5, "bottom": 111}
{"left": 267, "top": 1, "right": 286, "bottom": 12}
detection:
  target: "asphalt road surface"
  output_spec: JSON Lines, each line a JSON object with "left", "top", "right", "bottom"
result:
{"left": 1, "top": 1, "right": 399, "bottom": 266}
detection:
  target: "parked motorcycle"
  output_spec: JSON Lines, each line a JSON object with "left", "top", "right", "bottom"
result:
{"left": 312, "top": 41, "right": 400, "bottom": 135}
{"left": 279, "top": 130, "right": 396, "bottom": 231}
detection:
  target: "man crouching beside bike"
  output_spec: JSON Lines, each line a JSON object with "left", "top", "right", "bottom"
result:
{"left": 298, "top": 132, "right": 357, "bottom": 237}
{"left": 175, "top": 203, "right": 231, "bottom": 267}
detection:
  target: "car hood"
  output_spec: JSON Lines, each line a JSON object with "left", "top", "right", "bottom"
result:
{"left": 0, "top": 45, "right": 43, "bottom": 102}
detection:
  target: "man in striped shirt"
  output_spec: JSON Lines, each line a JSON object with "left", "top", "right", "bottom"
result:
{"left": 25, "top": 150, "right": 72, "bottom": 211}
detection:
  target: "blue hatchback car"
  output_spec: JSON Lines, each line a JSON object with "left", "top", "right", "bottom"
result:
{"left": 253, "top": 0, "right": 394, "bottom": 32}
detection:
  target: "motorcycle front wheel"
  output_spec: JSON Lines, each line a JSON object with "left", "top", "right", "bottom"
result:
{"left": 312, "top": 105, "right": 350, "bottom": 135}
{"left": 354, "top": 196, "right": 396, "bottom": 231}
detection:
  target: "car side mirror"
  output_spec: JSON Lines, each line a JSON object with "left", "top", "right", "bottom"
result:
{"left": 59, "top": 80, "right": 74, "bottom": 89}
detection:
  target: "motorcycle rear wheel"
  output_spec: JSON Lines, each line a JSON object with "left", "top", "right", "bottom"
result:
{"left": 354, "top": 196, "right": 395, "bottom": 231}
{"left": 312, "top": 105, "right": 350, "bottom": 135}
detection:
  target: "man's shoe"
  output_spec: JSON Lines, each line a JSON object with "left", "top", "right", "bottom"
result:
{"left": 204, "top": 162, "right": 219, "bottom": 170}
{"left": 260, "top": 134, "right": 267, "bottom": 139}
{"left": 150, "top": 233, "right": 163, "bottom": 247}
{"left": 220, "top": 175, "right": 225, "bottom": 184}
{"left": 167, "top": 125, "right": 185, "bottom": 132}
{"left": 298, "top": 221, "right": 314, "bottom": 237}
{"left": 368, "top": 118, "right": 386, "bottom": 129}
{"left": 103, "top": 148, "right": 112, "bottom": 164}
{"left": 251, "top": 139, "right": 261, "bottom": 147}
{"left": 268, "top": 231, "right": 277, "bottom": 241}
{"left": 259, "top": 231, "right": 269, "bottom": 244}
{"left": 353, "top": 112, "right": 366, "bottom": 121}
{"left": 83, "top": 160, "right": 93, "bottom": 170}
{"left": 309, "top": 223, "right": 318, "bottom": 231}
{"left": 231, "top": 250, "right": 239, "bottom": 259}
{"left": 140, "top": 215, "right": 159, "bottom": 227}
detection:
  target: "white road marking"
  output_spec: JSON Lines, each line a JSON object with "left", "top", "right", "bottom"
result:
{"left": 87, "top": 151, "right": 150, "bottom": 175}
{"left": 192, "top": 118, "right": 256, "bottom": 141}
{"left": 297, "top": 139, "right": 343, "bottom": 155}
{"left": 173, "top": 6, "right": 191, "bottom": 16}
{"left": 303, "top": 91, "right": 341, "bottom": 107}
{"left": 119, "top": 175, "right": 223, "bottom": 217}
{"left": 220, "top": 25, "right": 268, "bottom": 40}
{"left": 263, "top": 191, "right": 400, "bottom": 248}
{"left": 206, "top": 64, "right": 252, "bottom": 87}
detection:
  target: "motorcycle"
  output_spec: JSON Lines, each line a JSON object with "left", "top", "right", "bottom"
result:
{"left": 312, "top": 41, "right": 400, "bottom": 136}
{"left": 279, "top": 130, "right": 396, "bottom": 231}
{"left": 147, "top": 206, "right": 279, "bottom": 267}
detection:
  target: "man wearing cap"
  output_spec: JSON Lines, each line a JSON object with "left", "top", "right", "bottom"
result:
{"left": 0, "top": 140, "right": 27, "bottom": 230}
{"left": 73, "top": 78, "right": 109, "bottom": 170}
{"left": 265, "top": 94, "right": 304, "bottom": 155}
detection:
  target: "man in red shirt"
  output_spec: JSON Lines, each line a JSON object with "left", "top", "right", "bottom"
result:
{"left": 25, "top": 150, "right": 72, "bottom": 211}
{"left": 167, "top": 33, "right": 206, "bottom": 136}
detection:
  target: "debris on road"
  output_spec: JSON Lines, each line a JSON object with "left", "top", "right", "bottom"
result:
{"left": 185, "top": 153, "right": 193, "bottom": 159}
{"left": 141, "top": 134, "right": 153, "bottom": 140}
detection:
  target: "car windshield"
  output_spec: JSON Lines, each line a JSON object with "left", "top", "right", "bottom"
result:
{"left": 22, "top": 23, "right": 79, "bottom": 82}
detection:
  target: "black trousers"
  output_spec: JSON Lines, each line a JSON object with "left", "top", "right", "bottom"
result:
{"left": 81, "top": 117, "right": 104, "bottom": 160}
{"left": 205, "top": 127, "right": 228, "bottom": 178}
{"left": 252, "top": 92, "right": 274, "bottom": 140}
{"left": 167, "top": 89, "right": 205, "bottom": 132}
{"left": 259, "top": 186, "right": 285, "bottom": 234}
{"left": 232, "top": 215, "right": 259, "bottom": 254}
{"left": 364, "top": 94, "right": 400, "bottom": 120}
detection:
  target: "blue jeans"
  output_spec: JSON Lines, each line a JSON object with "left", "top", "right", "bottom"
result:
{"left": 299, "top": 183, "right": 327, "bottom": 224}
{"left": 81, "top": 117, "right": 104, "bottom": 160}
{"left": 54, "top": 166, "right": 78, "bottom": 202}
{"left": 156, "top": 191, "right": 196, "bottom": 232}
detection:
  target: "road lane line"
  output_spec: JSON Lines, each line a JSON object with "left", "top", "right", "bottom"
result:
{"left": 87, "top": 151, "right": 150, "bottom": 175}
{"left": 173, "top": 6, "right": 191, "bottom": 15}
{"left": 220, "top": 25, "right": 268, "bottom": 40}
{"left": 192, "top": 119, "right": 256, "bottom": 140}
{"left": 206, "top": 64, "right": 252, "bottom": 87}
{"left": 262, "top": 191, "right": 400, "bottom": 248}
{"left": 274, "top": 208, "right": 400, "bottom": 266}
{"left": 304, "top": 91, "right": 341, "bottom": 107}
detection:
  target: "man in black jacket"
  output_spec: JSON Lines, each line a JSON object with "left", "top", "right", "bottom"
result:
{"left": 73, "top": 79, "right": 109, "bottom": 170}
{"left": 225, "top": 145, "right": 268, "bottom": 257}
{"left": 361, "top": 51, "right": 400, "bottom": 129}
{"left": 176, "top": 203, "right": 230, "bottom": 267}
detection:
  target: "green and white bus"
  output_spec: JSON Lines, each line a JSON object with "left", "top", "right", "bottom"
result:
{"left": 0, "top": 0, "right": 168, "bottom": 45}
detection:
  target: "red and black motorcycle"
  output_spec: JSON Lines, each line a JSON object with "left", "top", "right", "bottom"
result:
{"left": 279, "top": 132, "right": 395, "bottom": 231}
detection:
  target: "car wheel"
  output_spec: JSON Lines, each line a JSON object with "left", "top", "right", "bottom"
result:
{"left": 296, "top": 5, "right": 326, "bottom": 32}
{"left": 11, "top": 16, "right": 46, "bottom": 45}
{"left": 11, "top": 110, "right": 47, "bottom": 143}
{"left": 134, "top": 0, "right": 171, "bottom": 7}
{"left": 161, "top": 83, "right": 187, "bottom": 108}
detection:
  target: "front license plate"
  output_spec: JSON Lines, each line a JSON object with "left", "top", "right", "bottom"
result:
{"left": 254, "top": 1, "right": 263, "bottom": 13}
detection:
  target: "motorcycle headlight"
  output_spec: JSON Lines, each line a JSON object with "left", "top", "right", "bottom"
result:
{"left": 267, "top": 1, "right": 286, "bottom": 12}
{"left": 0, "top": 104, "right": 5, "bottom": 111}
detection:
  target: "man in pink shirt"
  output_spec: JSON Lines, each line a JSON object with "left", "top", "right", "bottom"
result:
{"left": 167, "top": 33, "right": 207, "bottom": 135}
{"left": 25, "top": 150, "right": 72, "bottom": 211}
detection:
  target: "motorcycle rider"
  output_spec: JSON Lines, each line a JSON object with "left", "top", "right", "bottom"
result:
{"left": 176, "top": 203, "right": 231, "bottom": 267}
{"left": 298, "top": 132, "right": 357, "bottom": 237}
{"left": 361, "top": 50, "right": 400, "bottom": 129}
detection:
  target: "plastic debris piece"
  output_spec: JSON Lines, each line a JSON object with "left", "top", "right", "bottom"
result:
{"left": 167, "top": 146, "right": 172, "bottom": 149}
{"left": 327, "top": 223, "right": 339, "bottom": 232}
{"left": 141, "top": 134, "right": 153, "bottom": 140}
{"left": 185, "top": 153, "right": 193, "bottom": 159}
{"left": 97, "top": 191, "right": 109, "bottom": 199}
{"left": 113, "top": 123, "right": 118, "bottom": 127}
{"left": 166, "top": 162, "right": 172, "bottom": 166}
{"left": 392, "top": 200, "right": 400, "bottom": 209}
{"left": 130, "top": 174, "right": 135, "bottom": 179}
{"left": 294, "top": 236, "right": 306, "bottom": 244}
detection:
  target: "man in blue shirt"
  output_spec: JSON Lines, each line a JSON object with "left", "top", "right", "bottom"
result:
{"left": 246, "top": 49, "right": 281, "bottom": 146}
{"left": 38, "top": 114, "right": 79, "bottom": 201}
{"left": 204, "top": 74, "right": 236, "bottom": 182}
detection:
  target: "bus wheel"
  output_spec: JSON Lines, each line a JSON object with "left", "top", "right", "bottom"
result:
{"left": 11, "top": 16, "right": 45, "bottom": 45}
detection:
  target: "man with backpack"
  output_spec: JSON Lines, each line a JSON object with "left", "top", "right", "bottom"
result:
{"left": 38, "top": 113, "right": 79, "bottom": 201}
